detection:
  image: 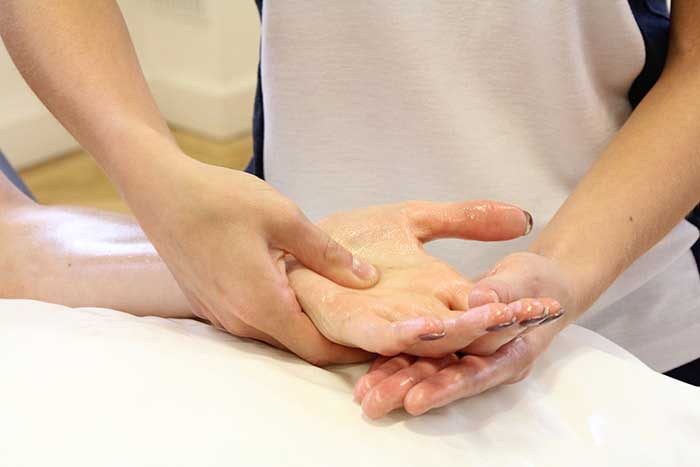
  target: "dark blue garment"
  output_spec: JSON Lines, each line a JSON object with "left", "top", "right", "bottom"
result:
{"left": 246, "top": 0, "right": 266, "bottom": 179}
{"left": 627, "top": 0, "right": 670, "bottom": 108}
{"left": 0, "top": 150, "right": 34, "bottom": 200}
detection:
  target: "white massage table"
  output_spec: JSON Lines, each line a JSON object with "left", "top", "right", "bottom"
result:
{"left": 1, "top": 299, "right": 698, "bottom": 466}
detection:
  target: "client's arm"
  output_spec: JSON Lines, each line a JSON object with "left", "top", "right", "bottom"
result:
{"left": 1, "top": 174, "right": 550, "bottom": 362}
{"left": 0, "top": 178, "right": 191, "bottom": 318}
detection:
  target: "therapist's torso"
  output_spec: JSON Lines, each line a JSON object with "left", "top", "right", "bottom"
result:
{"left": 252, "top": 0, "right": 700, "bottom": 371}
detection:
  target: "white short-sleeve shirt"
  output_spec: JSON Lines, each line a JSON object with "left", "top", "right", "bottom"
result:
{"left": 254, "top": 0, "right": 700, "bottom": 371}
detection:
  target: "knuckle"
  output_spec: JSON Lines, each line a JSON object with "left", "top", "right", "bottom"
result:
{"left": 276, "top": 201, "right": 305, "bottom": 230}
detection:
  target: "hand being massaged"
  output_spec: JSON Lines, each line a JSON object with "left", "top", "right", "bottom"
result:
{"left": 0, "top": 186, "right": 563, "bottom": 419}
{"left": 288, "top": 201, "right": 561, "bottom": 358}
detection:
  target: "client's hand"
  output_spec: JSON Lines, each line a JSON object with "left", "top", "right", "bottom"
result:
{"left": 354, "top": 252, "right": 573, "bottom": 418}
{"left": 288, "top": 202, "right": 550, "bottom": 358}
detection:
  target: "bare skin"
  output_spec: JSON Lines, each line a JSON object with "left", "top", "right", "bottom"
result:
{"left": 0, "top": 0, "right": 380, "bottom": 367}
{"left": 0, "top": 182, "right": 190, "bottom": 319}
{"left": 0, "top": 175, "right": 552, "bottom": 363}
{"left": 287, "top": 201, "right": 558, "bottom": 357}
{"left": 355, "top": 0, "right": 700, "bottom": 420}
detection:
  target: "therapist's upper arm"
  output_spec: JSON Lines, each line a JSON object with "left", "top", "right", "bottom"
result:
{"left": 669, "top": 0, "right": 700, "bottom": 63}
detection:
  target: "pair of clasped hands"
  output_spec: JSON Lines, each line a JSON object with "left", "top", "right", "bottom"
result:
{"left": 152, "top": 169, "right": 571, "bottom": 420}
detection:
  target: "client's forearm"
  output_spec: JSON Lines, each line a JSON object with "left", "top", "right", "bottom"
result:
{"left": 0, "top": 189, "right": 192, "bottom": 318}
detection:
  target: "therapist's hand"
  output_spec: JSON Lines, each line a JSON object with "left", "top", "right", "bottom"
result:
{"left": 129, "top": 160, "right": 379, "bottom": 366}
{"left": 354, "top": 252, "right": 575, "bottom": 418}
{"left": 287, "top": 201, "right": 549, "bottom": 357}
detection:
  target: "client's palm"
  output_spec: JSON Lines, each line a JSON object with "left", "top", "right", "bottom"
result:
{"left": 288, "top": 201, "right": 533, "bottom": 357}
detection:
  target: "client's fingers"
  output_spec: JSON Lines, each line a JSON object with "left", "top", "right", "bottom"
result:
{"left": 361, "top": 355, "right": 459, "bottom": 419}
{"left": 289, "top": 262, "right": 444, "bottom": 356}
{"left": 354, "top": 314, "right": 446, "bottom": 356}
{"left": 404, "top": 303, "right": 514, "bottom": 357}
{"left": 406, "top": 200, "right": 532, "bottom": 243}
{"left": 354, "top": 355, "right": 416, "bottom": 402}
{"left": 462, "top": 298, "right": 561, "bottom": 356}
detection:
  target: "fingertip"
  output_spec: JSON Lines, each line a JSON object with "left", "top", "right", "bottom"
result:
{"left": 403, "top": 387, "right": 431, "bottom": 416}
{"left": 395, "top": 316, "right": 445, "bottom": 347}
{"left": 361, "top": 389, "right": 389, "bottom": 420}
{"left": 354, "top": 376, "right": 373, "bottom": 403}
{"left": 351, "top": 256, "right": 380, "bottom": 286}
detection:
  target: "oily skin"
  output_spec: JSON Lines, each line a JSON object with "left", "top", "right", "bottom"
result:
{"left": 1, "top": 176, "right": 557, "bottom": 414}
{"left": 288, "top": 201, "right": 558, "bottom": 357}
{"left": 355, "top": 1, "right": 700, "bottom": 419}
{"left": 0, "top": 176, "right": 550, "bottom": 361}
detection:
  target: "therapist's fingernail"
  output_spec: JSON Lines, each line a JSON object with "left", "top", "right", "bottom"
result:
{"left": 541, "top": 309, "right": 566, "bottom": 325}
{"left": 523, "top": 210, "right": 534, "bottom": 235}
{"left": 352, "top": 256, "right": 378, "bottom": 281}
{"left": 419, "top": 330, "right": 447, "bottom": 341}
{"left": 486, "top": 316, "right": 517, "bottom": 332}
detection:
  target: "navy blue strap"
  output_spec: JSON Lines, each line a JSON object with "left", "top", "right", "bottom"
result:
{"left": 627, "top": 0, "right": 671, "bottom": 108}
{"left": 246, "top": 0, "right": 266, "bottom": 179}
{"left": 0, "top": 150, "right": 34, "bottom": 200}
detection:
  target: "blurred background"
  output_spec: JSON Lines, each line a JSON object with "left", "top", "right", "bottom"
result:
{"left": 0, "top": 0, "right": 260, "bottom": 212}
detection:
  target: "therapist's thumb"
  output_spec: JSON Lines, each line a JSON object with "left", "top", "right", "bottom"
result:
{"left": 284, "top": 215, "right": 379, "bottom": 289}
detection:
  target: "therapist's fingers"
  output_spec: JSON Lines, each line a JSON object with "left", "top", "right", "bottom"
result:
{"left": 360, "top": 355, "right": 459, "bottom": 419}
{"left": 403, "top": 332, "right": 548, "bottom": 416}
{"left": 272, "top": 307, "right": 373, "bottom": 366}
{"left": 406, "top": 200, "right": 532, "bottom": 243}
{"left": 210, "top": 313, "right": 286, "bottom": 350}
{"left": 226, "top": 250, "right": 372, "bottom": 367}
{"left": 354, "top": 355, "right": 417, "bottom": 402}
{"left": 468, "top": 252, "right": 570, "bottom": 309}
{"left": 244, "top": 261, "right": 371, "bottom": 366}
{"left": 281, "top": 211, "right": 380, "bottom": 289}
{"left": 463, "top": 298, "right": 561, "bottom": 356}
{"left": 368, "top": 356, "right": 392, "bottom": 372}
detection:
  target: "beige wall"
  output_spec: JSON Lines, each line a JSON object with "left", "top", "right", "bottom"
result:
{"left": 0, "top": 0, "right": 260, "bottom": 168}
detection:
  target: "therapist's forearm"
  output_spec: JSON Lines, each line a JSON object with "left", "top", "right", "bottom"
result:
{"left": 0, "top": 0, "right": 181, "bottom": 191}
{"left": 529, "top": 25, "right": 700, "bottom": 316}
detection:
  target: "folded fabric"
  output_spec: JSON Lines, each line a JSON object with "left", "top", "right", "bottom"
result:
{"left": 1, "top": 299, "right": 698, "bottom": 467}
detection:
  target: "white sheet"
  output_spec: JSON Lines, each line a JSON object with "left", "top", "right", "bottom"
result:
{"left": 1, "top": 299, "right": 698, "bottom": 467}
